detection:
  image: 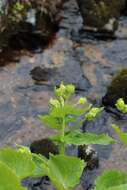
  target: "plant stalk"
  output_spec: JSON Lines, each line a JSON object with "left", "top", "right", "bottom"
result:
{"left": 60, "top": 116, "right": 65, "bottom": 155}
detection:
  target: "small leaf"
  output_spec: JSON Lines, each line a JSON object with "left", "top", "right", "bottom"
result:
{"left": 64, "top": 130, "right": 115, "bottom": 145}
{"left": 112, "top": 124, "right": 127, "bottom": 145}
{"left": 0, "top": 161, "right": 26, "bottom": 190}
{"left": 51, "top": 104, "right": 87, "bottom": 117}
{"left": 39, "top": 115, "right": 62, "bottom": 130}
{"left": 0, "top": 147, "right": 35, "bottom": 180}
{"left": 49, "top": 134, "right": 63, "bottom": 144}
{"left": 94, "top": 170, "right": 127, "bottom": 190}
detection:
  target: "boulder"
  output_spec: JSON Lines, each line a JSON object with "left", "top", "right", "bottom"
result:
{"left": 76, "top": 0, "right": 126, "bottom": 33}
{"left": 102, "top": 69, "right": 127, "bottom": 107}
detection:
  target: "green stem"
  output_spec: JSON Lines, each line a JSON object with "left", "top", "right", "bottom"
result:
{"left": 60, "top": 117, "right": 65, "bottom": 155}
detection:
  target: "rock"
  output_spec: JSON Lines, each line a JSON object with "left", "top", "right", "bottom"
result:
{"left": 0, "top": 0, "right": 63, "bottom": 50}
{"left": 30, "top": 138, "right": 59, "bottom": 158}
{"left": 78, "top": 145, "right": 99, "bottom": 170}
{"left": 102, "top": 69, "right": 127, "bottom": 107}
{"left": 23, "top": 177, "right": 54, "bottom": 190}
{"left": 76, "top": 0, "right": 126, "bottom": 33}
{"left": 30, "top": 66, "right": 56, "bottom": 82}
{"left": 30, "top": 0, "right": 63, "bottom": 34}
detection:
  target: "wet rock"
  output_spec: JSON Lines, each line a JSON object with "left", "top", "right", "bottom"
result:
{"left": 102, "top": 69, "right": 127, "bottom": 107}
{"left": 76, "top": 0, "right": 126, "bottom": 33}
{"left": 78, "top": 145, "right": 99, "bottom": 170}
{"left": 30, "top": 138, "right": 59, "bottom": 158}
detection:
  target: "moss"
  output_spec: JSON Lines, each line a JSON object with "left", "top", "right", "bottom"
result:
{"left": 102, "top": 69, "right": 127, "bottom": 107}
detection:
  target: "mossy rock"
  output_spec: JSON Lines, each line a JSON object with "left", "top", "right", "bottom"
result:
{"left": 76, "top": 0, "right": 126, "bottom": 32}
{"left": 103, "top": 69, "right": 127, "bottom": 107}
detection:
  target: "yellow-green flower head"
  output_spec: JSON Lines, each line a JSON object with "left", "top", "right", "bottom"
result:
{"left": 49, "top": 98, "right": 60, "bottom": 108}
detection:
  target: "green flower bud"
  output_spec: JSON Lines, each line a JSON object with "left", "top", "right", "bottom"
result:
{"left": 115, "top": 98, "right": 125, "bottom": 111}
{"left": 78, "top": 97, "right": 87, "bottom": 105}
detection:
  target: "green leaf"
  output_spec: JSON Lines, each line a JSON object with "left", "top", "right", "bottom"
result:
{"left": 32, "top": 154, "right": 85, "bottom": 190}
{"left": 48, "top": 154, "right": 85, "bottom": 190}
{"left": 64, "top": 130, "right": 115, "bottom": 145}
{"left": 0, "top": 161, "right": 26, "bottom": 190}
{"left": 0, "top": 147, "right": 35, "bottom": 180}
{"left": 94, "top": 170, "right": 127, "bottom": 190}
{"left": 112, "top": 124, "right": 127, "bottom": 145}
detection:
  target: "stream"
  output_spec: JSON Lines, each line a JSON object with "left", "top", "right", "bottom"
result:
{"left": 0, "top": 0, "right": 127, "bottom": 189}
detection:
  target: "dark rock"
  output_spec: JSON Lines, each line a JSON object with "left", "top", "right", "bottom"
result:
{"left": 30, "top": 138, "right": 59, "bottom": 158}
{"left": 76, "top": 0, "right": 126, "bottom": 33}
{"left": 23, "top": 177, "right": 54, "bottom": 190}
{"left": 78, "top": 145, "right": 99, "bottom": 170}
